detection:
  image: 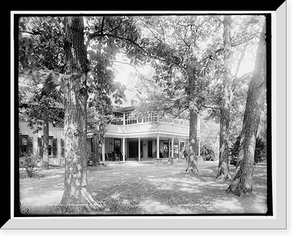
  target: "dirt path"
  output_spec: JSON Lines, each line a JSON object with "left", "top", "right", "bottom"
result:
{"left": 19, "top": 160, "right": 269, "bottom": 215}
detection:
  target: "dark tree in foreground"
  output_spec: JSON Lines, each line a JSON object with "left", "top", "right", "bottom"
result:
{"left": 57, "top": 17, "right": 101, "bottom": 211}
{"left": 226, "top": 20, "right": 266, "bottom": 196}
{"left": 31, "top": 16, "right": 143, "bottom": 212}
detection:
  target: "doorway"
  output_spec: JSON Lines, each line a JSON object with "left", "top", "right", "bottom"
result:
{"left": 114, "top": 138, "right": 121, "bottom": 157}
{"left": 128, "top": 140, "right": 138, "bottom": 158}
{"left": 148, "top": 140, "right": 152, "bottom": 158}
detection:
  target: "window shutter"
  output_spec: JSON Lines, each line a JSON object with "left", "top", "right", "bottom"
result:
{"left": 48, "top": 137, "right": 53, "bottom": 156}
{"left": 38, "top": 137, "right": 43, "bottom": 157}
{"left": 60, "top": 139, "right": 64, "bottom": 157}
{"left": 53, "top": 138, "right": 57, "bottom": 157}
{"left": 28, "top": 137, "right": 33, "bottom": 154}
{"left": 38, "top": 137, "right": 43, "bottom": 147}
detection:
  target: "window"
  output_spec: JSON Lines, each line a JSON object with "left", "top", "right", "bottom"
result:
{"left": 21, "top": 136, "right": 28, "bottom": 154}
{"left": 125, "top": 112, "right": 130, "bottom": 125}
{"left": 37, "top": 136, "right": 57, "bottom": 157}
{"left": 48, "top": 137, "right": 57, "bottom": 157}
{"left": 20, "top": 135, "right": 33, "bottom": 155}
{"left": 125, "top": 112, "right": 137, "bottom": 125}
{"left": 48, "top": 137, "right": 53, "bottom": 155}
{"left": 111, "top": 112, "right": 124, "bottom": 125}
{"left": 38, "top": 137, "right": 43, "bottom": 157}
{"left": 114, "top": 139, "right": 121, "bottom": 148}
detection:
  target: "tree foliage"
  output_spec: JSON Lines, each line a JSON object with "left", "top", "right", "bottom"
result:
{"left": 26, "top": 90, "right": 64, "bottom": 133}
{"left": 19, "top": 17, "right": 65, "bottom": 128}
{"left": 134, "top": 16, "right": 219, "bottom": 115}
{"left": 19, "top": 17, "right": 65, "bottom": 72}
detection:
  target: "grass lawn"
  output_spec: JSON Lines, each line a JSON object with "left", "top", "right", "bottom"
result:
{"left": 19, "top": 160, "right": 269, "bottom": 215}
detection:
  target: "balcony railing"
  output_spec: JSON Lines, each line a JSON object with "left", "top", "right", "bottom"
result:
{"left": 111, "top": 114, "right": 189, "bottom": 127}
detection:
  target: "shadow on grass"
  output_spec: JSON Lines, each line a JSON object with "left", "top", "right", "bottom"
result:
{"left": 19, "top": 161, "right": 269, "bottom": 215}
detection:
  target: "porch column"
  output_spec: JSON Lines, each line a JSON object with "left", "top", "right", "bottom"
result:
{"left": 102, "top": 140, "right": 105, "bottom": 162}
{"left": 123, "top": 113, "right": 126, "bottom": 125}
{"left": 179, "top": 140, "right": 182, "bottom": 158}
{"left": 156, "top": 134, "right": 159, "bottom": 159}
{"left": 122, "top": 137, "right": 125, "bottom": 161}
{"left": 171, "top": 136, "right": 174, "bottom": 158}
{"left": 138, "top": 137, "right": 141, "bottom": 161}
{"left": 198, "top": 138, "right": 201, "bottom": 156}
{"left": 168, "top": 139, "right": 171, "bottom": 158}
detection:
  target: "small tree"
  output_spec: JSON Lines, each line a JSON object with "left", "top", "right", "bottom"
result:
{"left": 229, "top": 136, "right": 241, "bottom": 166}
{"left": 19, "top": 16, "right": 65, "bottom": 169}
{"left": 133, "top": 16, "right": 222, "bottom": 173}
{"left": 25, "top": 89, "right": 64, "bottom": 169}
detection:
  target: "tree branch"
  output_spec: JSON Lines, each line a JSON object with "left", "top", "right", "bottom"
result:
{"left": 87, "top": 31, "right": 182, "bottom": 69}
{"left": 200, "top": 48, "right": 224, "bottom": 63}
{"left": 233, "top": 41, "right": 249, "bottom": 79}
{"left": 231, "top": 34, "right": 258, "bottom": 47}
{"left": 21, "top": 30, "right": 42, "bottom": 36}
{"left": 202, "top": 105, "right": 220, "bottom": 112}
{"left": 173, "top": 106, "right": 189, "bottom": 119}
{"left": 100, "top": 16, "right": 105, "bottom": 34}
{"left": 231, "top": 71, "right": 253, "bottom": 94}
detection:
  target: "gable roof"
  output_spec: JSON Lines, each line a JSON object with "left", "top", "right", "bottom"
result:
{"left": 111, "top": 86, "right": 141, "bottom": 108}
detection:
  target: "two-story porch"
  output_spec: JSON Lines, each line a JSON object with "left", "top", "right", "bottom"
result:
{"left": 100, "top": 112, "right": 201, "bottom": 162}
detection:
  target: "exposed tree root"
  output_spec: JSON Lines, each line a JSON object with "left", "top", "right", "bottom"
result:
{"left": 226, "top": 179, "right": 253, "bottom": 197}
{"left": 216, "top": 166, "right": 232, "bottom": 181}
{"left": 80, "top": 187, "right": 105, "bottom": 210}
{"left": 59, "top": 187, "right": 105, "bottom": 214}
{"left": 226, "top": 166, "right": 253, "bottom": 197}
{"left": 185, "top": 160, "right": 200, "bottom": 173}
{"left": 216, "top": 172, "right": 232, "bottom": 181}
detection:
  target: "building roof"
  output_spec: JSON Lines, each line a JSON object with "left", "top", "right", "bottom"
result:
{"left": 111, "top": 86, "right": 142, "bottom": 111}
{"left": 113, "top": 106, "right": 135, "bottom": 113}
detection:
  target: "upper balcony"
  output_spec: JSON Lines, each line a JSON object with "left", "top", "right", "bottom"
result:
{"left": 106, "top": 113, "right": 200, "bottom": 139}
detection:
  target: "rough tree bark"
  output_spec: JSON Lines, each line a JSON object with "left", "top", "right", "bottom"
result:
{"left": 217, "top": 16, "right": 233, "bottom": 180}
{"left": 185, "top": 109, "right": 200, "bottom": 173}
{"left": 59, "top": 17, "right": 102, "bottom": 212}
{"left": 42, "top": 120, "right": 49, "bottom": 169}
{"left": 93, "top": 134, "right": 100, "bottom": 166}
{"left": 226, "top": 20, "right": 266, "bottom": 196}
{"left": 185, "top": 66, "right": 200, "bottom": 173}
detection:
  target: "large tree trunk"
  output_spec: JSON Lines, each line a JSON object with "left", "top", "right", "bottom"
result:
{"left": 227, "top": 21, "right": 266, "bottom": 196}
{"left": 217, "top": 16, "right": 233, "bottom": 180}
{"left": 42, "top": 120, "right": 49, "bottom": 169}
{"left": 185, "top": 66, "right": 200, "bottom": 173}
{"left": 186, "top": 109, "right": 200, "bottom": 173}
{"left": 93, "top": 134, "right": 100, "bottom": 166}
{"left": 59, "top": 17, "right": 101, "bottom": 212}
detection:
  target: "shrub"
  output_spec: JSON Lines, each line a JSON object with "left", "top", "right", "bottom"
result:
{"left": 200, "top": 144, "right": 216, "bottom": 161}
{"left": 230, "top": 136, "right": 266, "bottom": 165}
{"left": 21, "top": 153, "right": 39, "bottom": 178}
{"left": 254, "top": 137, "right": 267, "bottom": 163}
{"left": 230, "top": 136, "right": 241, "bottom": 165}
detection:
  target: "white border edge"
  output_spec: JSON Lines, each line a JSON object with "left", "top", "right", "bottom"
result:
{"left": 4, "top": 5, "right": 287, "bottom": 230}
